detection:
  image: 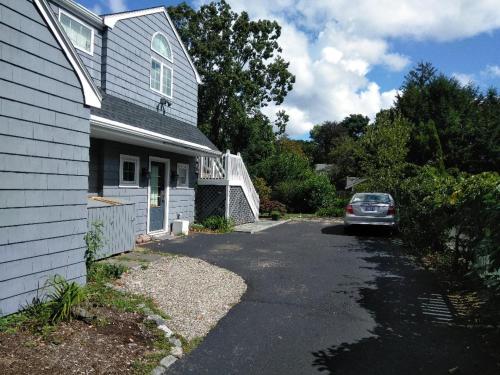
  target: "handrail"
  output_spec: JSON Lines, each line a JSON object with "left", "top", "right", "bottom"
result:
{"left": 197, "top": 151, "right": 260, "bottom": 220}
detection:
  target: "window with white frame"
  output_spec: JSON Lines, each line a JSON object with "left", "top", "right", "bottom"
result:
{"left": 177, "top": 163, "right": 189, "bottom": 188}
{"left": 150, "top": 58, "right": 173, "bottom": 98}
{"left": 119, "top": 155, "right": 140, "bottom": 187}
{"left": 59, "top": 10, "right": 94, "bottom": 55}
{"left": 151, "top": 32, "right": 173, "bottom": 61}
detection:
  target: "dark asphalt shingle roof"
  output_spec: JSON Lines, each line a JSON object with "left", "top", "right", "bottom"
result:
{"left": 91, "top": 93, "right": 218, "bottom": 152}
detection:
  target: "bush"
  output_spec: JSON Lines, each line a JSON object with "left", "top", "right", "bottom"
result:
{"left": 260, "top": 199, "right": 287, "bottom": 215}
{"left": 46, "top": 275, "right": 85, "bottom": 324}
{"left": 274, "top": 173, "right": 336, "bottom": 213}
{"left": 270, "top": 211, "right": 281, "bottom": 221}
{"left": 253, "top": 177, "right": 271, "bottom": 201}
{"left": 88, "top": 263, "right": 127, "bottom": 283}
{"left": 202, "top": 216, "right": 234, "bottom": 233}
{"left": 316, "top": 197, "right": 350, "bottom": 217}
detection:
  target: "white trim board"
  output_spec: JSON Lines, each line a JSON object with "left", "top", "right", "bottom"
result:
{"left": 90, "top": 115, "right": 220, "bottom": 156}
{"left": 103, "top": 7, "right": 202, "bottom": 84}
{"left": 34, "top": 0, "right": 101, "bottom": 108}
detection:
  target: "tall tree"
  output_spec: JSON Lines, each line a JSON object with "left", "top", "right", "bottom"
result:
{"left": 168, "top": 1, "right": 295, "bottom": 155}
{"left": 396, "top": 62, "right": 499, "bottom": 172}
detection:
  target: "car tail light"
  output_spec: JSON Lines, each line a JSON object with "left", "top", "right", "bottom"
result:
{"left": 346, "top": 204, "right": 354, "bottom": 214}
{"left": 388, "top": 205, "right": 396, "bottom": 215}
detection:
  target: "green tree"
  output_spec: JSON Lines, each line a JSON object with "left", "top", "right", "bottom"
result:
{"left": 339, "top": 114, "right": 370, "bottom": 138}
{"left": 168, "top": 1, "right": 295, "bottom": 156}
{"left": 309, "top": 121, "right": 348, "bottom": 163}
{"left": 358, "top": 113, "right": 411, "bottom": 194}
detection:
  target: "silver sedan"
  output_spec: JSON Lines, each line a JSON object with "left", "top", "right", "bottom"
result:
{"left": 344, "top": 193, "right": 398, "bottom": 232}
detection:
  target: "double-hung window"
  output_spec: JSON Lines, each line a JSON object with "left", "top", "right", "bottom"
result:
{"left": 59, "top": 10, "right": 94, "bottom": 55}
{"left": 119, "top": 154, "right": 140, "bottom": 187}
{"left": 150, "top": 58, "right": 173, "bottom": 98}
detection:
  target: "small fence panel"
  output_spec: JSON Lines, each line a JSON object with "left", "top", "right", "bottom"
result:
{"left": 87, "top": 200, "right": 135, "bottom": 259}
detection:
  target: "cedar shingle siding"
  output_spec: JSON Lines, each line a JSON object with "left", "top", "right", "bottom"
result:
{"left": 0, "top": 0, "right": 89, "bottom": 316}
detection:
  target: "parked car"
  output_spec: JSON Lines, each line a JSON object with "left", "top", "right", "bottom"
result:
{"left": 344, "top": 193, "right": 398, "bottom": 233}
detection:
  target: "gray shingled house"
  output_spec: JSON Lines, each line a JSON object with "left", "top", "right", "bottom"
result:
{"left": 0, "top": 0, "right": 259, "bottom": 316}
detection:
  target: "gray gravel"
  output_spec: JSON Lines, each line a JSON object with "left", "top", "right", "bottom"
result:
{"left": 117, "top": 256, "right": 247, "bottom": 340}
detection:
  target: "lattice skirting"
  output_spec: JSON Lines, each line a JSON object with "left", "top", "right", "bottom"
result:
{"left": 195, "top": 185, "right": 226, "bottom": 222}
{"left": 228, "top": 186, "right": 255, "bottom": 225}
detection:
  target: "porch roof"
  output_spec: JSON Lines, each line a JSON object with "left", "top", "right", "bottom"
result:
{"left": 90, "top": 93, "right": 219, "bottom": 156}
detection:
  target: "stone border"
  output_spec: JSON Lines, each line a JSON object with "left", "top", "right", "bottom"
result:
{"left": 138, "top": 305, "right": 184, "bottom": 374}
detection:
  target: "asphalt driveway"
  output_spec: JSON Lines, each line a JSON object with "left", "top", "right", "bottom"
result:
{"left": 146, "top": 221, "right": 499, "bottom": 374}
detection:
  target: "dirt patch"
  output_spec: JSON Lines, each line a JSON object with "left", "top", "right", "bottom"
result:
{"left": 0, "top": 308, "right": 159, "bottom": 375}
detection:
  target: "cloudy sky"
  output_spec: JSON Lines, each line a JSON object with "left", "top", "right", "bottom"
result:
{"left": 80, "top": 0, "right": 500, "bottom": 139}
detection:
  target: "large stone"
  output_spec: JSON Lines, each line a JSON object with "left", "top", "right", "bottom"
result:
{"left": 160, "top": 355, "right": 177, "bottom": 368}
{"left": 151, "top": 366, "right": 166, "bottom": 375}
{"left": 146, "top": 314, "right": 166, "bottom": 326}
{"left": 171, "top": 346, "right": 183, "bottom": 358}
{"left": 169, "top": 337, "right": 182, "bottom": 347}
{"left": 158, "top": 324, "right": 173, "bottom": 337}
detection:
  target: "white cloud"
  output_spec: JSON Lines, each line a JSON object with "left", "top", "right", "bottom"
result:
{"left": 452, "top": 72, "right": 475, "bottom": 85}
{"left": 482, "top": 65, "right": 500, "bottom": 78}
{"left": 108, "top": 0, "right": 127, "bottom": 13}
{"left": 196, "top": 0, "right": 500, "bottom": 137}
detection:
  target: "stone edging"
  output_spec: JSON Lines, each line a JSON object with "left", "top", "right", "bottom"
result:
{"left": 138, "top": 305, "right": 184, "bottom": 374}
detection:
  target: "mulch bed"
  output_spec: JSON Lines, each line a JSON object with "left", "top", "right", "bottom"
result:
{"left": 0, "top": 308, "right": 157, "bottom": 375}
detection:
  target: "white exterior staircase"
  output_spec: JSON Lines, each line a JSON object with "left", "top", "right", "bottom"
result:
{"left": 198, "top": 151, "right": 260, "bottom": 222}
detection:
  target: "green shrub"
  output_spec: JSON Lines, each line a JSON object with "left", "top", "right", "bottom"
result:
{"left": 274, "top": 173, "right": 335, "bottom": 213}
{"left": 316, "top": 197, "right": 350, "bottom": 217}
{"left": 202, "top": 216, "right": 234, "bottom": 233}
{"left": 253, "top": 177, "right": 271, "bottom": 201}
{"left": 270, "top": 211, "right": 281, "bottom": 221}
{"left": 88, "top": 263, "right": 127, "bottom": 283}
{"left": 46, "top": 275, "right": 85, "bottom": 324}
{"left": 84, "top": 221, "right": 104, "bottom": 270}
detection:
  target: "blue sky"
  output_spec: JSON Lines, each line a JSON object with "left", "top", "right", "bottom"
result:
{"left": 80, "top": 0, "right": 500, "bottom": 139}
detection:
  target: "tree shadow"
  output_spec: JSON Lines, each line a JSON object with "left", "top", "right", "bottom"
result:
{"left": 321, "top": 224, "right": 393, "bottom": 238}
{"left": 311, "top": 242, "right": 500, "bottom": 374}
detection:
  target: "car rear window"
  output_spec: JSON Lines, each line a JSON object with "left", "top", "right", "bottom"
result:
{"left": 351, "top": 193, "right": 391, "bottom": 204}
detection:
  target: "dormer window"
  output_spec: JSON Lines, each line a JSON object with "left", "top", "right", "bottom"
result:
{"left": 151, "top": 32, "right": 172, "bottom": 62}
{"left": 59, "top": 10, "right": 94, "bottom": 55}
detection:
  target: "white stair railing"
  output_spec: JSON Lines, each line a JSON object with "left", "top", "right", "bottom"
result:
{"left": 199, "top": 156, "right": 225, "bottom": 179}
{"left": 223, "top": 151, "right": 260, "bottom": 220}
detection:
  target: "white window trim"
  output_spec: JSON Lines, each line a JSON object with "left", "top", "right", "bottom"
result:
{"left": 119, "top": 154, "right": 140, "bottom": 188}
{"left": 58, "top": 8, "right": 95, "bottom": 56}
{"left": 176, "top": 163, "right": 189, "bottom": 188}
{"left": 150, "top": 57, "right": 173, "bottom": 99}
{"left": 151, "top": 31, "right": 173, "bottom": 62}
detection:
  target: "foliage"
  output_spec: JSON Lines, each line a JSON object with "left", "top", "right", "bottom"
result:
{"left": 270, "top": 211, "right": 282, "bottom": 221}
{"left": 274, "top": 172, "right": 335, "bottom": 213}
{"left": 84, "top": 221, "right": 104, "bottom": 270}
{"left": 88, "top": 263, "right": 127, "bottom": 284}
{"left": 316, "top": 197, "right": 350, "bottom": 217}
{"left": 46, "top": 275, "right": 86, "bottom": 324}
{"left": 396, "top": 62, "right": 499, "bottom": 173}
{"left": 168, "top": 1, "right": 295, "bottom": 157}
{"left": 260, "top": 199, "right": 287, "bottom": 215}
{"left": 253, "top": 177, "right": 271, "bottom": 201}
{"left": 202, "top": 216, "right": 235, "bottom": 232}
{"left": 254, "top": 150, "right": 311, "bottom": 188}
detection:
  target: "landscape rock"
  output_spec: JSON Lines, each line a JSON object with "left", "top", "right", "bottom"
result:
{"left": 169, "top": 337, "right": 182, "bottom": 347}
{"left": 151, "top": 366, "right": 167, "bottom": 375}
{"left": 170, "top": 346, "right": 183, "bottom": 358}
{"left": 159, "top": 355, "right": 177, "bottom": 368}
{"left": 146, "top": 314, "right": 166, "bottom": 326}
{"left": 158, "top": 324, "right": 173, "bottom": 337}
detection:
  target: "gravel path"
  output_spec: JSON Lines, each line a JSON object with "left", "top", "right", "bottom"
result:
{"left": 117, "top": 256, "right": 247, "bottom": 340}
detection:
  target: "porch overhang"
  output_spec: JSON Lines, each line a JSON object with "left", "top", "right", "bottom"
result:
{"left": 90, "top": 115, "right": 221, "bottom": 157}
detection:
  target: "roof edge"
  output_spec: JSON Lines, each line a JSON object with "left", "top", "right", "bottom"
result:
{"left": 34, "top": 0, "right": 102, "bottom": 108}
{"left": 90, "top": 115, "right": 220, "bottom": 156}
{"left": 103, "top": 7, "right": 202, "bottom": 85}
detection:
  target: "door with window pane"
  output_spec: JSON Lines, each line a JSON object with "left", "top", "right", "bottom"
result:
{"left": 149, "top": 161, "right": 166, "bottom": 232}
